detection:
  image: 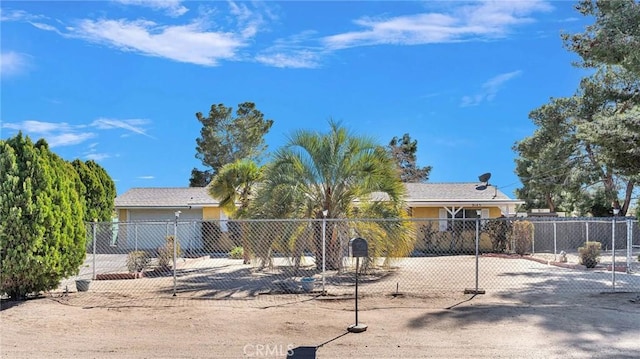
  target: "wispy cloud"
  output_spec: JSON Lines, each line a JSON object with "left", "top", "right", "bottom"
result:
{"left": 461, "top": 70, "right": 522, "bottom": 107}
{"left": 85, "top": 153, "right": 111, "bottom": 161}
{"left": 255, "top": 30, "right": 325, "bottom": 68}
{"left": 67, "top": 19, "right": 244, "bottom": 66}
{"left": 21, "top": 2, "right": 271, "bottom": 67}
{"left": 2, "top": 117, "right": 153, "bottom": 148}
{"left": 0, "top": 9, "right": 42, "bottom": 22}
{"left": 84, "top": 142, "right": 111, "bottom": 161}
{"left": 137, "top": 175, "right": 155, "bottom": 180}
{"left": 2, "top": 120, "right": 96, "bottom": 147}
{"left": 115, "top": 0, "right": 188, "bottom": 17}
{"left": 0, "top": 51, "right": 31, "bottom": 77}
{"left": 256, "top": 50, "right": 322, "bottom": 69}
{"left": 91, "top": 118, "right": 153, "bottom": 138}
{"left": 323, "top": 0, "right": 552, "bottom": 49}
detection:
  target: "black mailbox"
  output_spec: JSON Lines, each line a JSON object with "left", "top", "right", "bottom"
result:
{"left": 349, "top": 237, "right": 368, "bottom": 257}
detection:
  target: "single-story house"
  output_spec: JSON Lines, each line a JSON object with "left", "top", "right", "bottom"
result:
{"left": 113, "top": 183, "right": 523, "bottom": 252}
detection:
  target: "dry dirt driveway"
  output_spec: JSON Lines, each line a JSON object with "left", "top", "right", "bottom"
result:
{"left": 2, "top": 290, "right": 639, "bottom": 358}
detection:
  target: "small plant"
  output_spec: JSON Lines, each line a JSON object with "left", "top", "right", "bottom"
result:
{"left": 127, "top": 251, "right": 150, "bottom": 273}
{"left": 511, "top": 220, "right": 534, "bottom": 255}
{"left": 578, "top": 241, "right": 601, "bottom": 268}
{"left": 158, "top": 236, "right": 182, "bottom": 268}
{"left": 229, "top": 246, "right": 244, "bottom": 259}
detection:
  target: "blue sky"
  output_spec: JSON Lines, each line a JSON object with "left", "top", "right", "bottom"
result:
{"left": 1, "top": 1, "right": 591, "bottom": 197}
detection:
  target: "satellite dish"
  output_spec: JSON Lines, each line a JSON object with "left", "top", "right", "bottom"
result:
{"left": 478, "top": 172, "right": 492, "bottom": 184}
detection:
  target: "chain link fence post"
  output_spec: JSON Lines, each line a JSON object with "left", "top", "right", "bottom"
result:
{"left": 92, "top": 219, "right": 97, "bottom": 280}
{"left": 611, "top": 216, "right": 616, "bottom": 292}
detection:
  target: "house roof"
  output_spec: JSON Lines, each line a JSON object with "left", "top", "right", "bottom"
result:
{"left": 115, "top": 182, "right": 522, "bottom": 209}
{"left": 114, "top": 187, "right": 219, "bottom": 208}
{"left": 404, "top": 182, "right": 515, "bottom": 202}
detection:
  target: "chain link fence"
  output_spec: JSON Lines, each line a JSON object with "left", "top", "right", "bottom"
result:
{"left": 60, "top": 217, "right": 640, "bottom": 303}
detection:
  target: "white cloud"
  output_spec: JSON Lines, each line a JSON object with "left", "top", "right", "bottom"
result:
{"left": 2, "top": 120, "right": 96, "bottom": 147}
{"left": 461, "top": 70, "right": 522, "bottom": 107}
{"left": 323, "top": 0, "right": 553, "bottom": 49}
{"left": 255, "top": 30, "right": 324, "bottom": 69}
{"left": 47, "top": 132, "right": 97, "bottom": 147}
{"left": 91, "top": 118, "right": 153, "bottom": 138}
{"left": 115, "top": 0, "right": 188, "bottom": 17}
{"left": 137, "top": 175, "right": 155, "bottom": 180}
{"left": 2, "top": 120, "right": 71, "bottom": 133}
{"left": 10, "top": 2, "right": 273, "bottom": 67}
{"left": 2, "top": 117, "right": 153, "bottom": 148}
{"left": 66, "top": 18, "right": 244, "bottom": 66}
{"left": 85, "top": 152, "right": 111, "bottom": 161}
{"left": 255, "top": 50, "right": 321, "bottom": 69}
{"left": 0, "top": 9, "right": 41, "bottom": 22}
{"left": 30, "top": 22, "right": 58, "bottom": 32}
{"left": 0, "top": 51, "right": 31, "bottom": 77}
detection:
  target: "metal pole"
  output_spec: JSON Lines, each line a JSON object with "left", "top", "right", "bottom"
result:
{"left": 190, "top": 221, "right": 195, "bottom": 256}
{"left": 475, "top": 216, "right": 479, "bottom": 292}
{"left": 92, "top": 220, "right": 97, "bottom": 280}
{"left": 322, "top": 211, "right": 327, "bottom": 294}
{"left": 612, "top": 216, "right": 616, "bottom": 292}
{"left": 134, "top": 223, "right": 138, "bottom": 252}
{"left": 627, "top": 219, "right": 633, "bottom": 274}
{"left": 355, "top": 256, "right": 359, "bottom": 326}
{"left": 173, "top": 211, "right": 180, "bottom": 296}
{"left": 586, "top": 222, "right": 589, "bottom": 245}
{"left": 553, "top": 221, "right": 557, "bottom": 262}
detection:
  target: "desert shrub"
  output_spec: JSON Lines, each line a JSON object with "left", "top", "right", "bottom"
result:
{"left": 158, "top": 236, "right": 181, "bottom": 268}
{"left": 484, "top": 217, "right": 511, "bottom": 253}
{"left": 126, "top": 251, "right": 150, "bottom": 273}
{"left": 229, "top": 246, "right": 244, "bottom": 259}
{"left": 511, "top": 220, "right": 534, "bottom": 255}
{"left": 578, "top": 241, "right": 601, "bottom": 268}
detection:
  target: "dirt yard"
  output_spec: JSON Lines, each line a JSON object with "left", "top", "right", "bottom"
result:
{"left": 2, "top": 287, "right": 639, "bottom": 358}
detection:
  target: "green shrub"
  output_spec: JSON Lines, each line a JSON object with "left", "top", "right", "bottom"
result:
{"left": 1, "top": 134, "right": 87, "bottom": 299}
{"left": 511, "top": 221, "right": 534, "bottom": 255}
{"left": 158, "top": 236, "right": 181, "bottom": 268}
{"left": 229, "top": 246, "right": 244, "bottom": 259}
{"left": 578, "top": 241, "right": 601, "bottom": 268}
{"left": 484, "top": 218, "right": 511, "bottom": 253}
{"left": 126, "top": 251, "right": 150, "bottom": 273}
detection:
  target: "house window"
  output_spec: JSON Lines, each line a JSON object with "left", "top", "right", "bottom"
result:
{"left": 439, "top": 208, "right": 489, "bottom": 231}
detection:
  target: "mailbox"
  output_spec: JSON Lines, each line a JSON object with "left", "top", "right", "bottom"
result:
{"left": 349, "top": 237, "right": 368, "bottom": 257}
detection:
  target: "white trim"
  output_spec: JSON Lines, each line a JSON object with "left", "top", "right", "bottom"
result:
{"left": 438, "top": 209, "right": 447, "bottom": 232}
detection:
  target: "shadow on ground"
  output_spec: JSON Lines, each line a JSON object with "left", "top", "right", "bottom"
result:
{"left": 407, "top": 268, "right": 640, "bottom": 357}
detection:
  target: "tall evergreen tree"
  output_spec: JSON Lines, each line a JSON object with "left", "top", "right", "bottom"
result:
{"left": 190, "top": 102, "right": 273, "bottom": 186}
{"left": 388, "top": 133, "right": 432, "bottom": 183}
{"left": 0, "top": 133, "right": 86, "bottom": 299}
{"left": 72, "top": 159, "right": 116, "bottom": 222}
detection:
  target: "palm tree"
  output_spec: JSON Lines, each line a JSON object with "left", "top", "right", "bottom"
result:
{"left": 258, "top": 120, "right": 409, "bottom": 269}
{"left": 209, "top": 159, "right": 262, "bottom": 263}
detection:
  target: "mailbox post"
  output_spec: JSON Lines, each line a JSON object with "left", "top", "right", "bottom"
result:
{"left": 348, "top": 237, "right": 368, "bottom": 333}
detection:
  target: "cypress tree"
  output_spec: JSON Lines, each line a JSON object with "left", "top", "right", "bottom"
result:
{"left": 0, "top": 133, "right": 86, "bottom": 299}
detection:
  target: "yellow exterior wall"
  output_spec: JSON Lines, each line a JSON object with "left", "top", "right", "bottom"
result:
{"left": 411, "top": 207, "right": 440, "bottom": 219}
{"left": 410, "top": 206, "right": 502, "bottom": 219}
{"left": 202, "top": 206, "right": 221, "bottom": 220}
{"left": 118, "top": 209, "right": 127, "bottom": 222}
{"left": 410, "top": 205, "right": 502, "bottom": 252}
